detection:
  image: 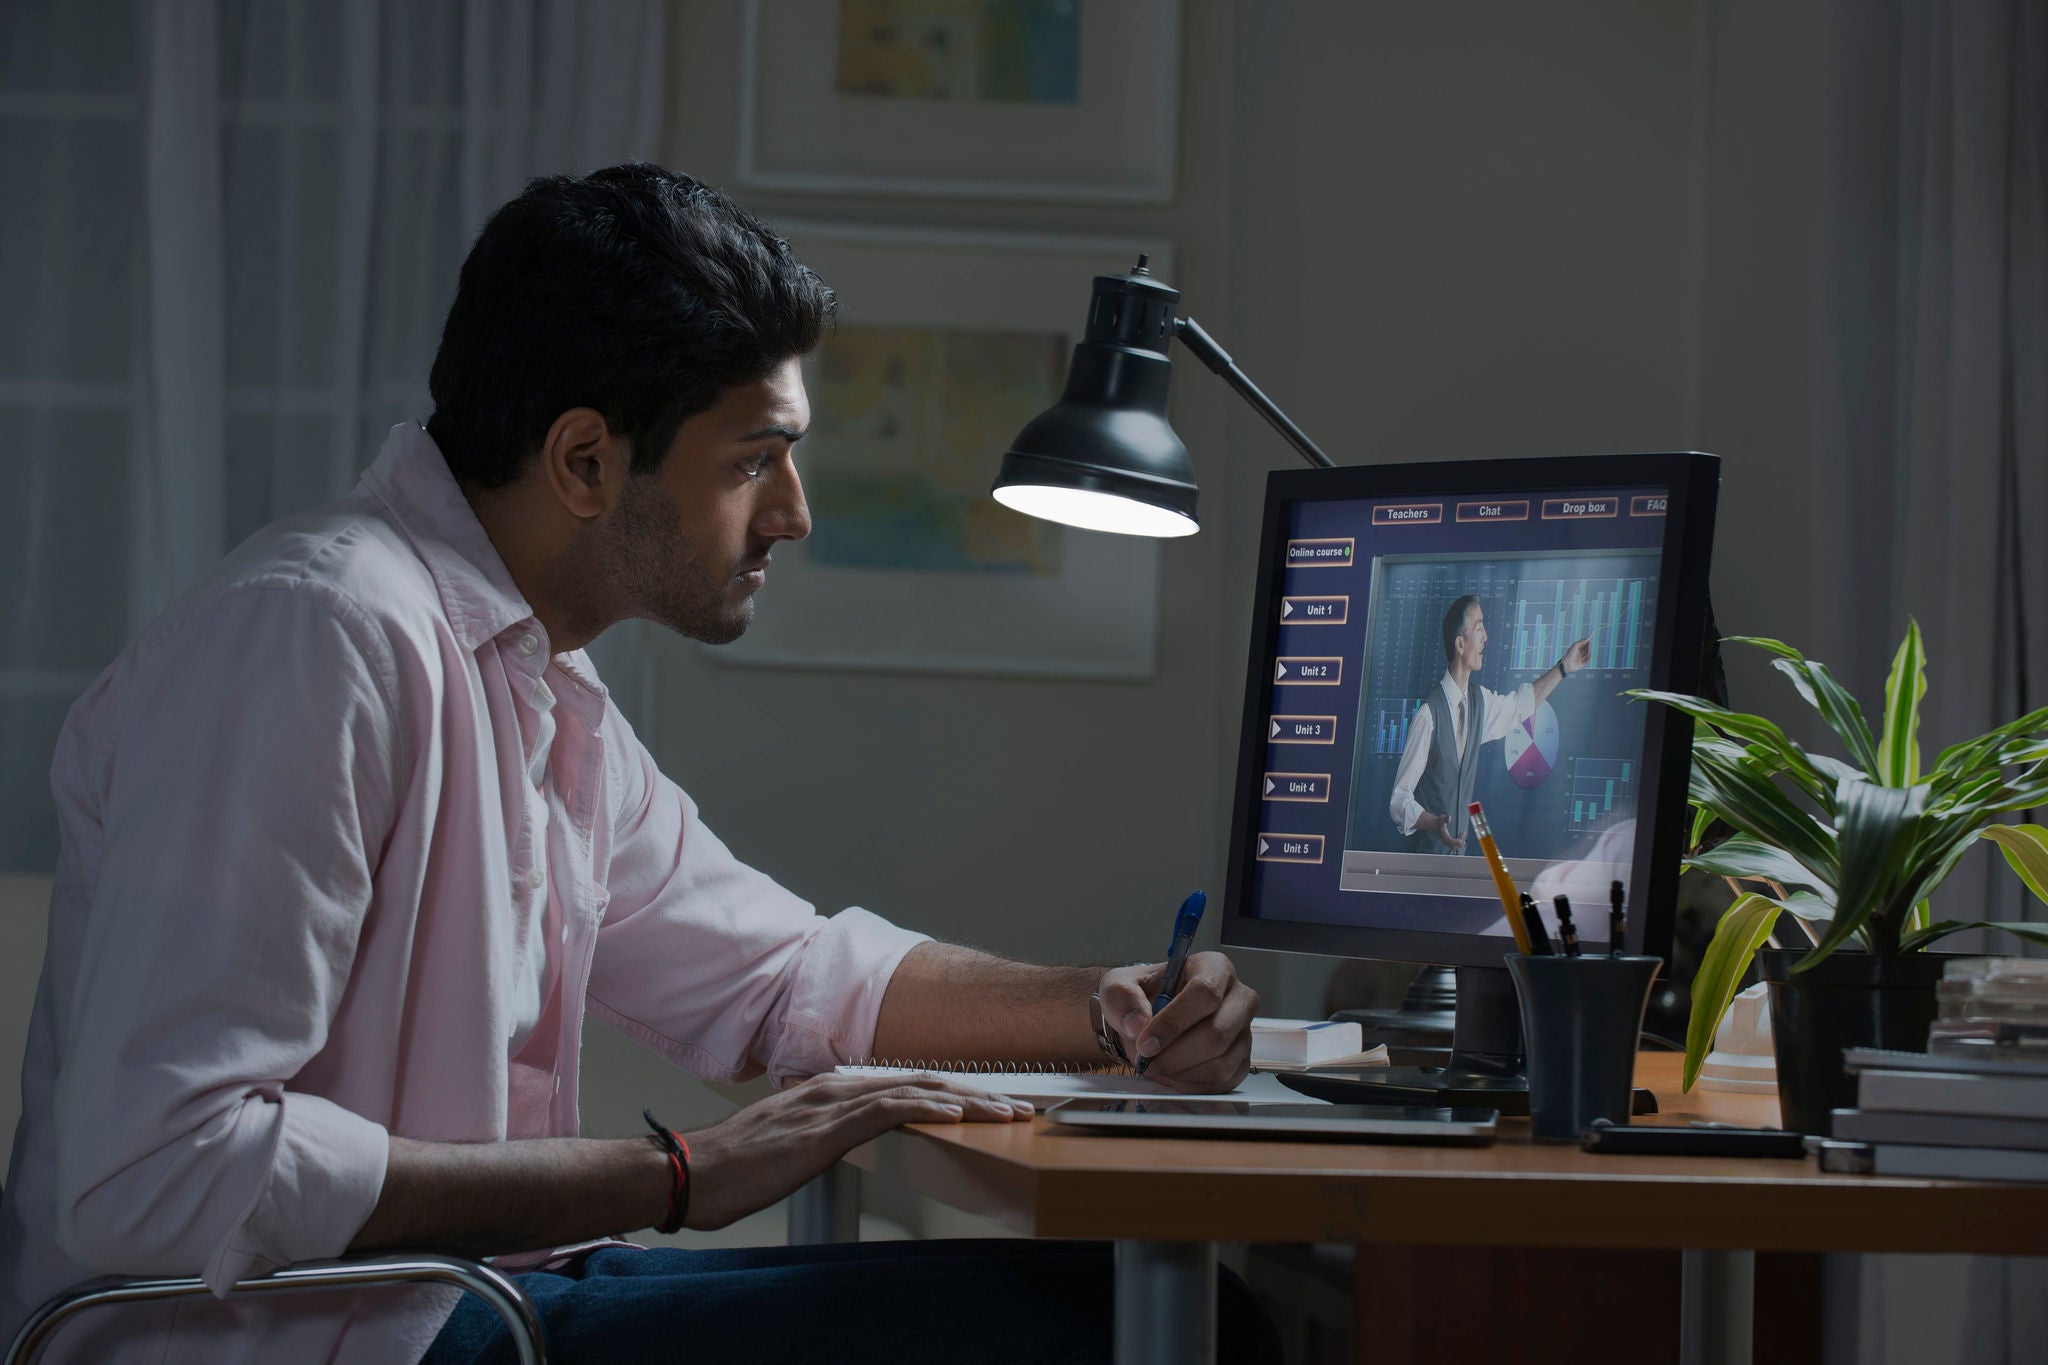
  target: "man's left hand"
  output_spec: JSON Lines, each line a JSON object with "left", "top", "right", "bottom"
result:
{"left": 1096, "top": 952, "right": 1259, "bottom": 1094}
{"left": 1562, "top": 636, "right": 1593, "bottom": 675}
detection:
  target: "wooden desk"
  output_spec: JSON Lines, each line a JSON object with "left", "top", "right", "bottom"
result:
{"left": 809, "top": 1055, "right": 2048, "bottom": 1364}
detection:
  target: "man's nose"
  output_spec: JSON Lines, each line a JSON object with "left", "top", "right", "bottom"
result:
{"left": 760, "top": 463, "right": 811, "bottom": 542}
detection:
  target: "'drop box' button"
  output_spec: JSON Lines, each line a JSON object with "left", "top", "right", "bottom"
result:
{"left": 1256, "top": 833, "right": 1326, "bottom": 864}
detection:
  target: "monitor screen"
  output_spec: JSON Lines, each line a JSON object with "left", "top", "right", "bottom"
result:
{"left": 1222, "top": 453, "right": 1719, "bottom": 970}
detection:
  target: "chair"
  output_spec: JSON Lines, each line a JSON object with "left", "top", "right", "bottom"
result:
{"left": 2, "top": 1200, "right": 547, "bottom": 1365}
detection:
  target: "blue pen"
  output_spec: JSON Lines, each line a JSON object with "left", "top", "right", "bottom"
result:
{"left": 1135, "top": 890, "right": 1207, "bottom": 1075}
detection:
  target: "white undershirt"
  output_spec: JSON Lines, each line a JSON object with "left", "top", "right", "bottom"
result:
{"left": 1387, "top": 671, "right": 1535, "bottom": 835}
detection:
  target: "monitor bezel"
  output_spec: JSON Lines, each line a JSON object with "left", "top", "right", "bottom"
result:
{"left": 1220, "top": 451, "right": 1720, "bottom": 971}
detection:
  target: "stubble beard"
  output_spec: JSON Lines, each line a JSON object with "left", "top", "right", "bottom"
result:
{"left": 606, "top": 476, "right": 756, "bottom": 646}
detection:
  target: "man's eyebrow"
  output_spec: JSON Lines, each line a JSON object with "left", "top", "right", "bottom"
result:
{"left": 737, "top": 423, "right": 808, "bottom": 444}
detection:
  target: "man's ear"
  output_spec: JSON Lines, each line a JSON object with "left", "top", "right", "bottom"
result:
{"left": 538, "top": 407, "right": 629, "bottom": 520}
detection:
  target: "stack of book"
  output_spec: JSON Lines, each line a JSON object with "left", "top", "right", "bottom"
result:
{"left": 1928, "top": 956, "right": 2048, "bottom": 1060}
{"left": 1834, "top": 961, "right": 2048, "bottom": 1181}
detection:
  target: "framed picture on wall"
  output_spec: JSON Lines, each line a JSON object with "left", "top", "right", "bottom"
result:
{"left": 711, "top": 225, "right": 1170, "bottom": 679}
{"left": 738, "top": 0, "right": 1180, "bottom": 202}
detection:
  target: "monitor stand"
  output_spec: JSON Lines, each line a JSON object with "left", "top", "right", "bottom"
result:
{"left": 1279, "top": 964, "right": 1657, "bottom": 1117}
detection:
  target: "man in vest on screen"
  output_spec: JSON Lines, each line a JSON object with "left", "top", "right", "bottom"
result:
{"left": 1388, "top": 594, "right": 1593, "bottom": 854}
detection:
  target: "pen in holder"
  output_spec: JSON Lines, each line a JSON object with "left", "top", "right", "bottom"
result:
{"left": 1505, "top": 952, "right": 1663, "bottom": 1141}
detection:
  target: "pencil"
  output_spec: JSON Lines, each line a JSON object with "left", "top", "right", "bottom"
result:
{"left": 1466, "top": 802, "right": 1532, "bottom": 954}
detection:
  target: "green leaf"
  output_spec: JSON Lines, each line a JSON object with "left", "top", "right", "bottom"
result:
{"left": 1931, "top": 706, "right": 2048, "bottom": 777}
{"left": 1901, "top": 920, "right": 2048, "bottom": 952}
{"left": 1683, "top": 894, "right": 1783, "bottom": 1092}
{"left": 1689, "top": 803, "right": 1715, "bottom": 853}
{"left": 1770, "top": 657, "right": 1882, "bottom": 774}
{"left": 1684, "top": 835, "right": 1834, "bottom": 896}
{"left": 1878, "top": 620, "right": 1926, "bottom": 786}
{"left": 1800, "top": 777, "right": 1927, "bottom": 966}
{"left": 1721, "top": 634, "right": 1804, "bottom": 660}
{"left": 1982, "top": 825, "right": 2048, "bottom": 905}
{"left": 1778, "top": 891, "right": 1837, "bottom": 926}
{"left": 1688, "top": 743, "right": 1839, "bottom": 884}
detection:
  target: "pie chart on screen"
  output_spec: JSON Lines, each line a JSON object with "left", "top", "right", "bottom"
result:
{"left": 1504, "top": 702, "right": 1560, "bottom": 790}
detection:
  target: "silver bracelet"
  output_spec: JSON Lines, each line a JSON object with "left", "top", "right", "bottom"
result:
{"left": 1089, "top": 991, "right": 1130, "bottom": 1064}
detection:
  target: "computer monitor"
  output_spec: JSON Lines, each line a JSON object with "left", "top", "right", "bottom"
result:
{"left": 1221, "top": 452, "right": 1720, "bottom": 1105}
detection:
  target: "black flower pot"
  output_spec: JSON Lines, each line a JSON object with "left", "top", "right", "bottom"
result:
{"left": 1758, "top": 949, "right": 1945, "bottom": 1134}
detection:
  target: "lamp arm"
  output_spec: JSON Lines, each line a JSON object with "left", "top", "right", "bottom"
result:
{"left": 1174, "top": 315, "right": 1335, "bottom": 470}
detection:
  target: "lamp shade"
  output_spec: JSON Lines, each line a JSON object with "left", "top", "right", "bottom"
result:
{"left": 991, "top": 260, "right": 1200, "bottom": 538}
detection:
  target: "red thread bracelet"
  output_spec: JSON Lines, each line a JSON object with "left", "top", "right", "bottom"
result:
{"left": 642, "top": 1108, "right": 691, "bottom": 1234}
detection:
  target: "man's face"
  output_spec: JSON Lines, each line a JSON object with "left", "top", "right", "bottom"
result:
{"left": 1457, "top": 604, "right": 1488, "bottom": 671}
{"left": 604, "top": 358, "right": 812, "bottom": 644}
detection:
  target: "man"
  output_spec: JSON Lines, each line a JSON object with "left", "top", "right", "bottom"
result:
{"left": 0, "top": 166, "right": 1274, "bottom": 1363}
{"left": 1388, "top": 594, "right": 1592, "bottom": 853}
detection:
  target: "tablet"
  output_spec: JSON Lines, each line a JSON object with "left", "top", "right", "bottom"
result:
{"left": 1044, "top": 1100, "right": 1498, "bottom": 1144}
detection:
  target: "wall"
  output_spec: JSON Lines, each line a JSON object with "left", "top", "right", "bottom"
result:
{"left": 638, "top": 2, "right": 1736, "bottom": 1028}
{"left": 649, "top": 0, "right": 1242, "bottom": 982}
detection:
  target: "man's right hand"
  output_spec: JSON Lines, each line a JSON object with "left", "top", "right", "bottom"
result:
{"left": 683, "top": 1071, "right": 1028, "bottom": 1230}
{"left": 1423, "top": 812, "right": 1466, "bottom": 852}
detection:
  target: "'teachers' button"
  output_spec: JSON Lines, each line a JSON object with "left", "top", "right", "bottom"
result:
{"left": 1456, "top": 499, "right": 1530, "bottom": 522}
{"left": 1280, "top": 595, "right": 1348, "bottom": 624}
{"left": 1541, "top": 495, "right": 1620, "bottom": 519}
{"left": 1269, "top": 714, "right": 1337, "bottom": 744}
{"left": 1285, "top": 537, "right": 1356, "bottom": 567}
{"left": 1256, "top": 833, "right": 1326, "bottom": 864}
{"left": 1370, "top": 503, "right": 1443, "bottom": 526}
{"left": 1275, "top": 656, "right": 1343, "bottom": 685}
{"left": 1631, "top": 493, "right": 1669, "bottom": 517}
{"left": 1263, "top": 772, "right": 1331, "bottom": 803}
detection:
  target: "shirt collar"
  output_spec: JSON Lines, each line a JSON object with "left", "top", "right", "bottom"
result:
{"left": 359, "top": 423, "right": 536, "bottom": 652}
{"left": 1439, "top": 671, "right": 1465, "bottom": 710}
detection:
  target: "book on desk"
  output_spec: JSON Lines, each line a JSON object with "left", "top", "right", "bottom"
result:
{"left": 1840, "top": 1046, "right": 2048, "bottom": 1182}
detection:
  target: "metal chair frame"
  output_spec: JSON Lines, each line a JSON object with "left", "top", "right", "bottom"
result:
{"left": 4, "top": 1250, "right": 546, "bottom": 1365}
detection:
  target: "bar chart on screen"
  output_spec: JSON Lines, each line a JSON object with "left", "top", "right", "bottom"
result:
{"left": 1510, "top": 576, "right": 1656, "bottom": 673}
{"left": 1368, "top": 698, "right": 1426, "bottom": 754}
{"left": 1567, "top": 756, "right": 1636, "bottom": 833}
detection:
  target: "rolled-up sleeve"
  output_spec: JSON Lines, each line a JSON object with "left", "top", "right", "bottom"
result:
{"left": 588, "top": 730, "right": 928, "bottom": 1085}
{"left": 51, "top": 583, "right": 400, "bottom": 1292}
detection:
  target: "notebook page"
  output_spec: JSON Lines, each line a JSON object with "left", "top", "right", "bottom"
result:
{"left": 833, "top": 1067, "right": 1325, "bottom": 1106}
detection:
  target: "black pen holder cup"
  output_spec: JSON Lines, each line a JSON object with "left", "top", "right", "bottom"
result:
{"left": 1505, "top": 953, "right": 1664, "bottom": 1141}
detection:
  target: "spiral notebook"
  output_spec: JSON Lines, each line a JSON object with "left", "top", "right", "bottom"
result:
{"left": 835, "top": 1060, "right": 1322, "bottom": 1106}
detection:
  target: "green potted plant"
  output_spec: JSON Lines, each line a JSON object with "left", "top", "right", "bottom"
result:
{"left": 1629, "top": 621, "right": 2048, "bottom": 1133}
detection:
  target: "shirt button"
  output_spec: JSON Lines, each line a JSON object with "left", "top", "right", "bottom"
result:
{"left": 527, "top": 868, "right": 545, "bottom": 891}
{"left": 516, "top": 634, "right": 540, "bottom": 655}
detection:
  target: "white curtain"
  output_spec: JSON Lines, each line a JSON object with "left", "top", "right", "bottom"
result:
{"left": 1812, "top": 4, "right": 2048, "bottom": 1362}
{"left": 1, "top": 0, "right": 670, "bottom": 870}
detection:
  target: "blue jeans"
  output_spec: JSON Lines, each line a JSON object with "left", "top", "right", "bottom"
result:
{"left": 422, "top": 1241, "right": 1280, "bottom": 1365}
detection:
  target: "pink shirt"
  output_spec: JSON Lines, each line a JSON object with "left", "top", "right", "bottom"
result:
{"left": 0, "top": 423, "right": 929, "bottom": 1363}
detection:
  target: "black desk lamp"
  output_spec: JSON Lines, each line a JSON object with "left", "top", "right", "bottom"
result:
{"left": 990, "top": 256, "right": 1333, "bottom": 536}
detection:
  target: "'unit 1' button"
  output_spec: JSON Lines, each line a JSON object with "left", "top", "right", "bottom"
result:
{"left": 1280, "top": 595, "right": 1348, "bottom": 624}
{"left": 1256, "top": 833, "right": 1326, "bottom": 864}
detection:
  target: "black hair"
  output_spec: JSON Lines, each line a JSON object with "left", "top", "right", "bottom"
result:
{"left": 1441, "top": 594, "right": 1481, "bottom": 665}
{"left": 425, "top": 163, "right": 836, "bottom": 489}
